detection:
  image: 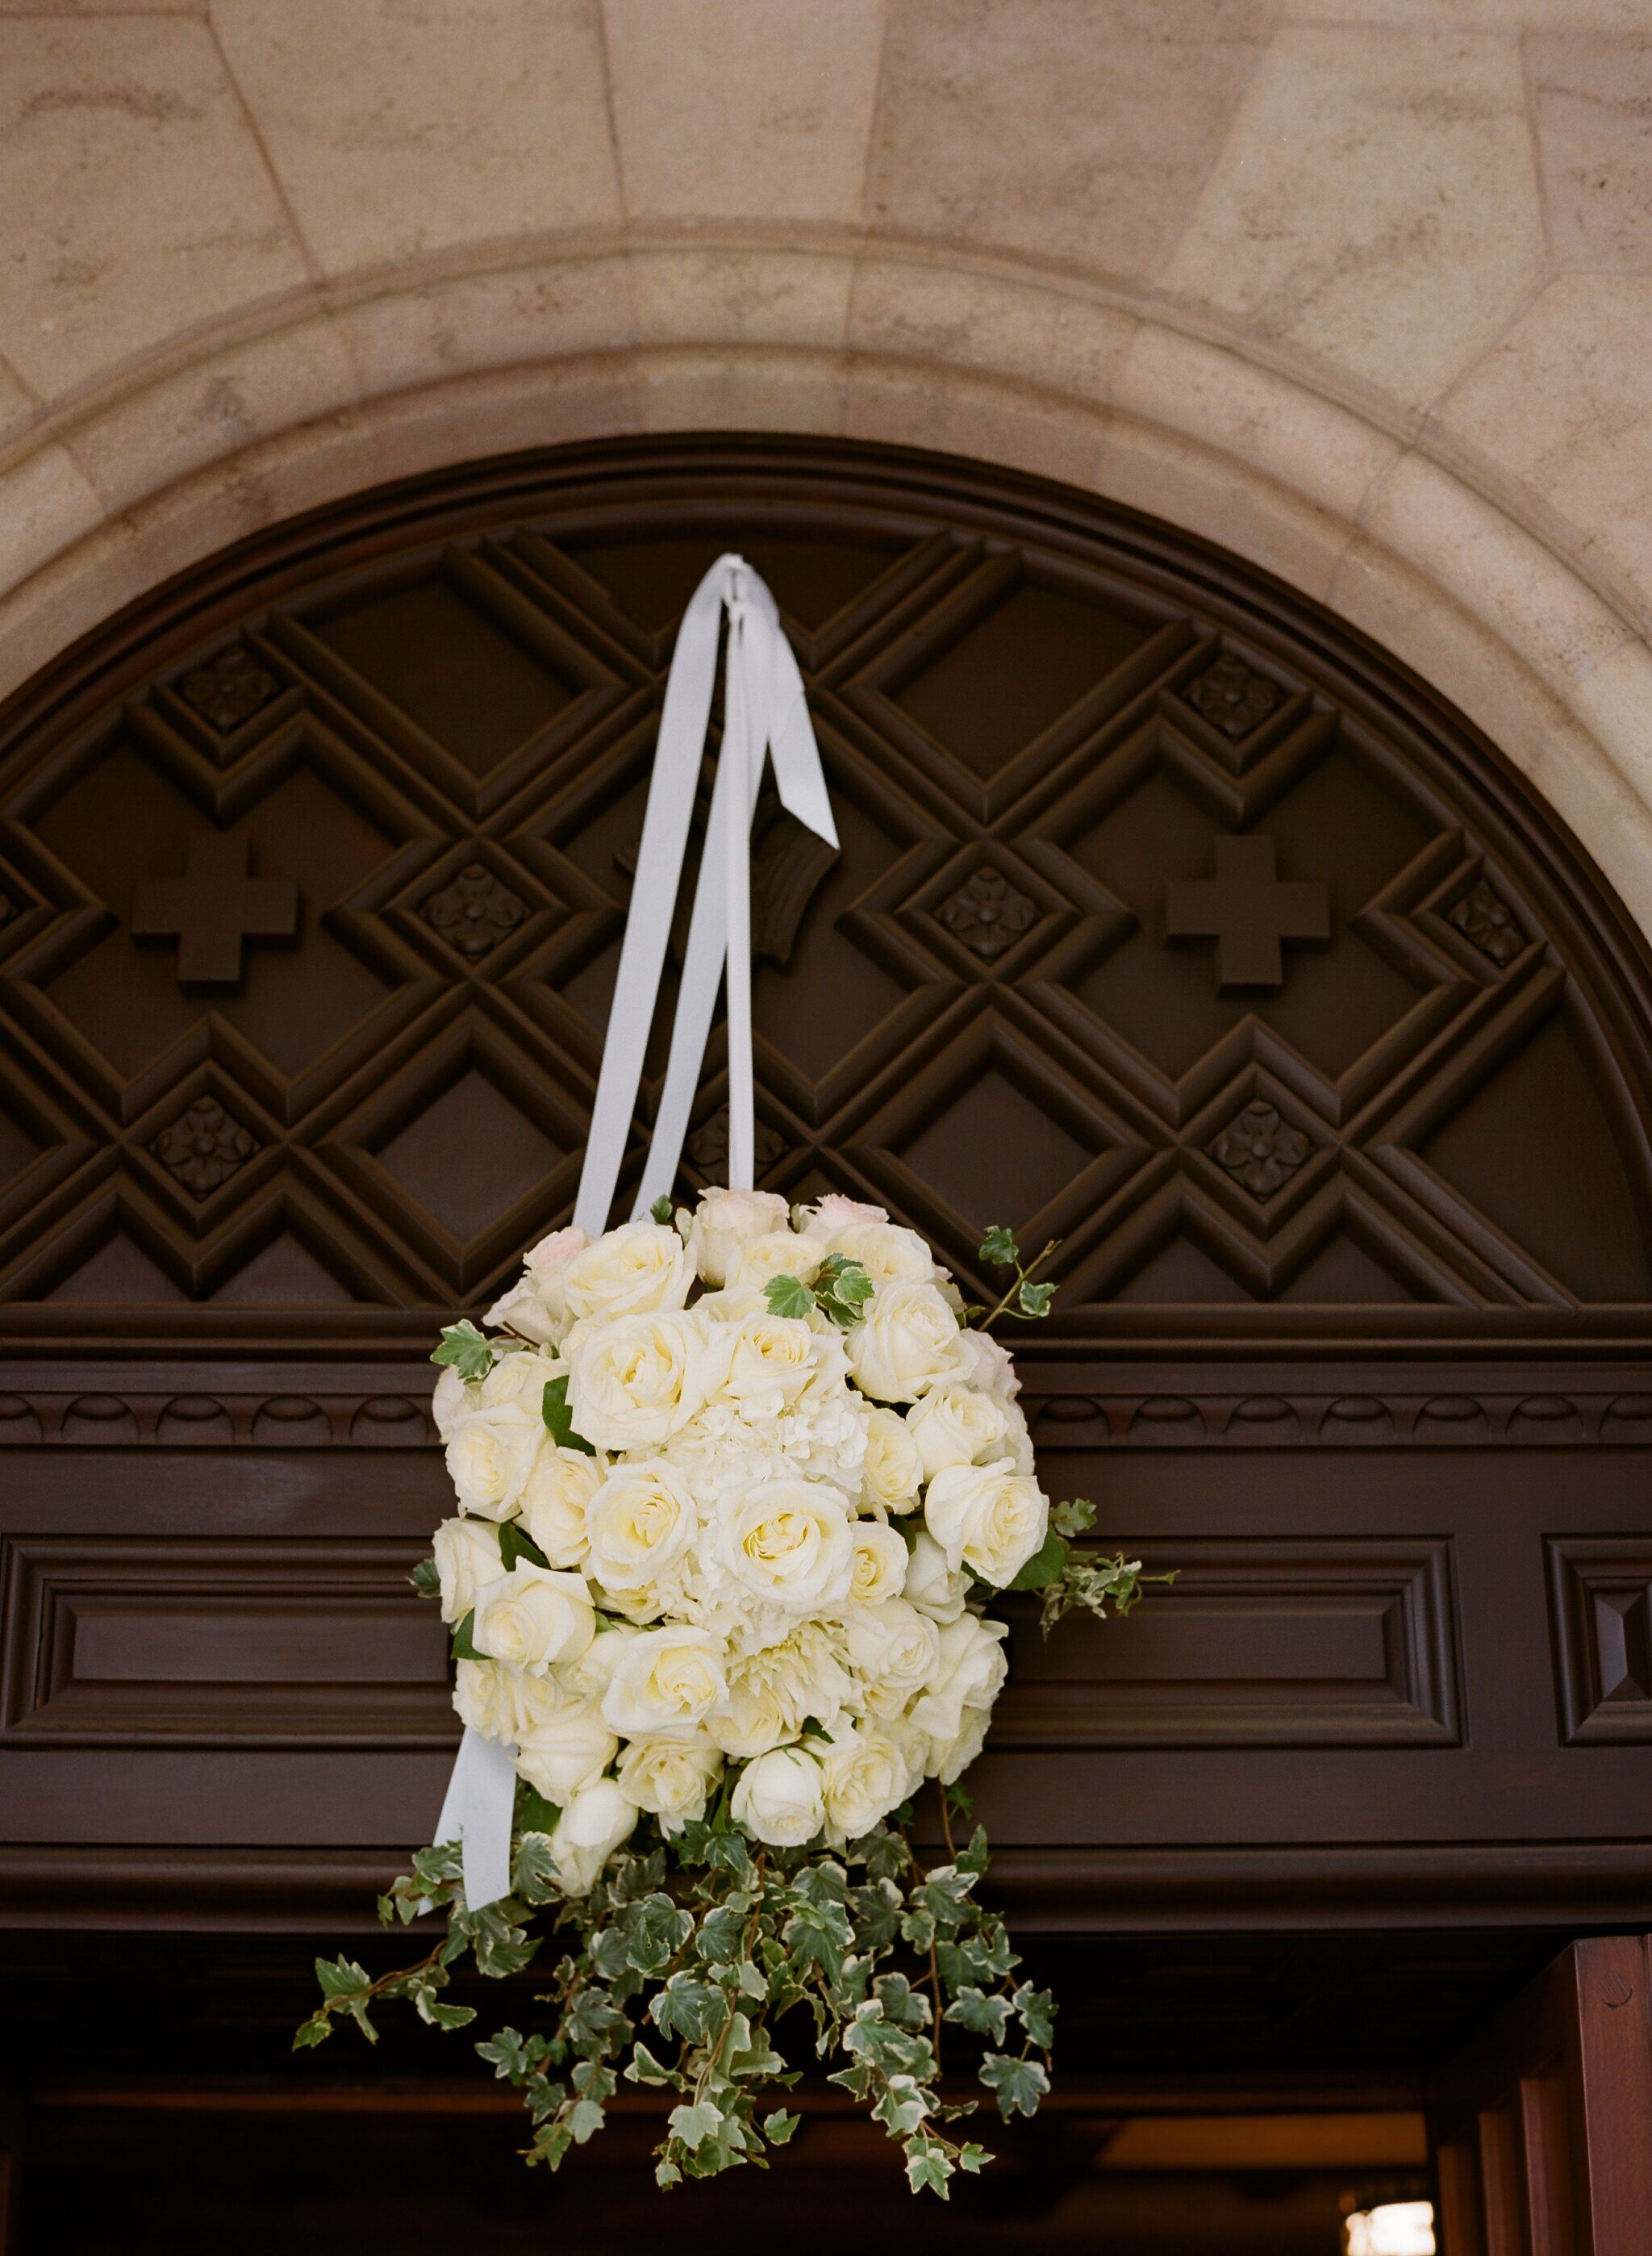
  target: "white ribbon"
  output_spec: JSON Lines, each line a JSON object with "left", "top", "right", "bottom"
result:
{"left": 432, "top": 557, "right": 835, "bottom": 1911}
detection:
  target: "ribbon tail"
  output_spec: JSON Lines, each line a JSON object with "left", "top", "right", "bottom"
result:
{"left": 748, "top": 575, "right": 837, "bottom": 850}
{"left": 432, "top": 1724, "right": 519, "bottom": 1913}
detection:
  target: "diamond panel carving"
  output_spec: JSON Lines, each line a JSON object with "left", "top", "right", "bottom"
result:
{"left": 151, "top": 1097, "right": 261, "bottom": 1198}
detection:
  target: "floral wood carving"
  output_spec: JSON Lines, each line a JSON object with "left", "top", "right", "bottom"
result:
{"left": 421, "top": 863, "right": 528, "bottom": 960}
{"left": 935, "top": 865, "right": 1040, "bottom": 962}
{"left": 1183, "top": 652, "right": 1283, "bottom": 742}
{"left": 177, "top": 645, "right": 282, "bottom": 733}
{"left": 1208, "top": 1101, "right": 1311, "bottom": 1199}
{"left": 152, "top": 1097, "right": 260, "bottom": 1197}
{"left": 686, "top": 1105, "right": 787, "bottom": 1173}
{"left": 1449, "top": 878, "right": 1525, "bottom": 968}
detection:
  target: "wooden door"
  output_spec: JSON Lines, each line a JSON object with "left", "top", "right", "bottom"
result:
{"left": 1430, "top": 1936, "right": 1652, "bottom": 2256}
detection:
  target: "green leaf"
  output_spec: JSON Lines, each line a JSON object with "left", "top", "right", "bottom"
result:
{"left": 905, "top": 2137, "right": 954, "bottom": 2198}
{"left": 762, "top": 1272, "right": 816, "bottom": 1321}
{"left": 978, "top": 1225, "right": 1020, "bottom": 1268}
{"left": 1051, "top": 1494, "right": 1096, "bottom": 1538}
{"left": 764, "top": 2108, "right": 800, "bottom": 2146}
{"left": 628, "top": 1892, "right": 694, "bottom": 1978}
{"left": 513, "top": 1784, "right": 560, "bottom": 1844}
{"left": 624, "top": 2041, "right": 676, "bottom": 2087}
{"left": 655, "top": 2161, "right": 682, "bottom": 2190}
{"left": 669, "top": 2100, "right": 723, "bottom": 2150}
{"left": 1017, "top": 1279, "right": 1055, "bottom": 1318}
{"left": 943, "top": 1779, "right": 974, "bottom": 1822}
{"left": 449, "top": 1608, "right": 484, "bottom": 1661}
{"left": 978, "top": 2050, "right": 1049, "bottom": 2120}
{"left": 292, "top": 2016, "right": 332, "bottom": 2050}
{"left": 415, "top": 1995, "right": 478, "bottom": 2032}
{"left": 498, "top": 1518, "right": 550, "bottom": 1573}
{"left": 408, "top": 1555, "right": 441, "bottom": 1600}
{"left": 431, "top": 1320, "right": 495, "bottom": 1383}
{"left": 540, "top": 1373, "right": 595, "bottom": 1456}
{"left": 1012, "top": 1982, "right": 1056, "bottom": 2049}
{"left": 566, "top": 2097, "right": 606, "bottom": 2143}
{"left": 650, "top": 1974, "right": 725, "bottom": 2046}
{"left": 1008, "top": 1528, "right": 1068, "bottom": 1591}
{"left": 315, "top": 1955, "right": 371, "bottom": 2002}
{"left": 477, "top": 2027, "right": 551, "bottom": 2082}
{"left": 650, "top": 1194, "right": 674, "bottom": 1225}
{"left": 945, "top": 1987, "right": 1013, "bottom": 2041}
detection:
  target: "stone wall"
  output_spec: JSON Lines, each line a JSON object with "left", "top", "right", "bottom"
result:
{"left": 4, "top": 1, "right": 1652, "bottom": 929}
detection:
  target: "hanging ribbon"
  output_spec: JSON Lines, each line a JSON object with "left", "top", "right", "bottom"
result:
{"left": 435, "top": 556, "right": 836, "bottom": 1911}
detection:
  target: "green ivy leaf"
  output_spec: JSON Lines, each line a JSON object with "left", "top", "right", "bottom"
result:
{"left": 669, "top": 2100, "right": 723, "bottom": 2151}
{"left": 416, "top": 1995, "right": 478, "bottom": 2032}
{"left": 431, "top": 1320, "right": 495, "bottom": 1383}
{"left": 1051, "top": 1496, "right": 1097, "bottom": 1539}
{"left": 292, "top": 2015, "right": 332, "bottom": 2050}
{"left": 408, "top": 1555, "right": 441, "bottom": 1600}
{"left": 649, "top": 1194, "right": 674, "bottom": 1225}
{"left": 978, "top": 2050, "right": 1049, "bottom": 2120}
{"left": 540, "top": 1374, "right": 595, "bottom": 1456}
{"left": 499, "top": 1518, "right": 551, "bottom": 1573}
{"left": 1008, "top": 1528, "right": 1067, "bottom": 1591}
{"left": 764, "top": 2108, "right": 800, "bottom": 2146}
{"left": 762, "top": 1272, "right": 816, "bottom": 1321}
{"left": 449, "top": 1608, "right": 484, "bottom": 1661}
{"left": 945, "top": 1987, "right": 1013, "bottom": 2042}
{"left": 1012, "top": 1982, "right": 1056, "bottom": 2049}
{"left": 905, "top": 2137, "right": 955, "bottom": 2197}
{"left": 1017, "top": 1279, "right": 1055, "bottom": 1318}
{"left": 978, "top": 1225, "right": 1020, "bottom": 1268}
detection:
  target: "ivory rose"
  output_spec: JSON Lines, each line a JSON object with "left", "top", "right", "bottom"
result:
{"left": 802, "top": 1193, "right": 887, "bottom": 1233}
{"left": 444, "top": 1402, "right": 541, "bottom": 1519}
{"left": 715, "top": 1478, "right": 855, "bottom": 1611}
{"left": 473, "top": 1563, "right": 597, "bottom": 1675}
{"left": 432, "top": 1364, "right": 477, "bottom": 1440}
{"left": 564, "top": 1310, "right": 708, "bottom": 1450}
{"left": 479, "top": 1348, "right": 565, "bottom": 1415}
{"left": 731, "top": 1744, "right": 825, "bottom": 1848}
{"left": 824, "top": 1220, "right": 938, "bottom": 1289}
{"left": 845, "top": 1279, "right": 966, "bottom": 1403}
{"left": 849, "top": 1519, "right": 911, "bottom": 1606}
{"left": 564, "top": 1219, "right": 693, "bottom": 1321}
{"left": 729, "top": 1230, "right": 828, "bottom": 1289}
{"left": 688, "top": 1188, "right": 790, "bottom": 1286}
{"left": 484, "top": 1274, "right": 563, "bottom": 1347}
{"left": 901, "top": 1529, "right": 969, "bottom": 1623}
{"left": 923, "top": 1456, "right": 1049, "bottom": 1585}
{"left": 432, "top": 1515, "right": 502, "bottom": 1623}
{"left": 515, "top": 1702, "right": 618, "bottom": 1802}
{"left": 586, "top": 1461, "right": 698, "bottom": 1590}
{"left": 820, "top": 1724, "right": 920, "bottom": 1844}
{"left": 926, "top": 1702, "right": 991, "bottom": 1787}
{"left": 907, "top": 1612, "right": 1010, "bottom": 1751}
{"left": 453, "top": 1658, "right": 562, "bottom": 1745}
{"left": 718, "top": 1310, "right": 822, "bottom": 1411}
{"left": 953, "top": 1326, "right": 1021, "bottom": 1405}
{"left": 615, "top": 1736, "right": 723, "bottom": 1833}
{"left": 549, "top": 1778, "right": 639, "bottom": 1895}
{"left": 860, "top": 1406, "right": 922, "bottom": 1512}
{"left": 843, "top": 1597, "right": 941, "bottom": 1716}
{"left": 709, "top": 1625, "right": 851, "bottom": 1759}
{"left": 601, "top": 1625, "right": 729, "bottom": 1737}
{"left": 519, "top": 1444, "right": 603, "bottom": 1568}
{"left": 905, "top": 1379, "right": 1009, "bottom": 1480}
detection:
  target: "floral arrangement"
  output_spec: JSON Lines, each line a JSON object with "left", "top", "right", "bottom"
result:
{"left": 297, "top": 1189, "right": 1151, "bottom": 2195}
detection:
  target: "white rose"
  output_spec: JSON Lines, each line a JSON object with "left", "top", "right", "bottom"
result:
{"left": 586, "top": 1460, "right": 698, "bottom": 1590}
{"left": 432, "top": 1364, "right": 478, "bottom": 1440}
{"left": 710, "top": 1627, "right": 851, "bottom": 1759}
{"left": 802, "top": 1193, "right": 888, "bottom": 1233}
{"left": 730, "top": 1230, "right": 828, "bottom": 1289}
{"left": 478, "top": 1348, "right": 564, "bottom": 1415}
{"left": 953, "top": 1326, "right": 1021, "bottom": 1405}
{"left": 563, "top": 1220, "right": 692, "bottom": 1321}
{"left": 432, "top": 1515, "right": 503, "bottom": 1623}
{"left": 485, "top": 1275, "right": 562, "bottom": 1347}
{"left": 715, "top": 1478, "right": 855, "bottom": 1611}
{"left": 849, "top": 1519, "right": 911, "bottom": 1606}
{"left": 549, "top": 1777, "right": 639, "bottom": 1895}
{"left": 844, "top": 1597, "right": 941, "bottom": 1716}
{"left": 515, "top": 1702, "right": 618, "bottom": 1802}
{"left": 908, "top": 1612, "right": 1010, "bottom": 1753}
{"left": 902, "top": 1529, "right": 969, "bottom": 1623}
{"left": 519, "top": 1444, "right": 603, "bottom": 1567}
{"left": 553, "top": 1619, "right": 641, "bottom": 1706}
{"left": 444, "top": 1402, "right": 542, "bottom": 1519}
{"left": 718, "top": 1310, "right": 823, "bottom": 1411}
{"left": 906, "top": 1379, "right": 1009, "bottom": 1480}
{"left": 453, "top": 1657, "right": 562, "bottom": 1744}
{"left": 824, "top": 1220, "right": 938, "bottom": 1288}
{"left": 732, "top": 1744, "right": 825, "bottom": 1848}
{"left": 926, "top": 1702, "right": 991, "bottom": 1787}
{"left": 615, "top": 1736, "right": 723, "bottom": 1834}
{"left": 1001, "top": 1398, "right": 1037, "bottom": 1475}
{"left": 601, "top": 1625, "right": 729, "bottom": 1737}
{"left": 473, "top": 1563, "right": 597, "bottom": 1675}
{"left": 845, "top": 1280, "right": 966, "bottom": 1403}
{"left": 820, "top": 1724, "right": 916, "bottom": 1844}
{"left": 564, "top": 1310, "right": 709, "bottom": 1450}
{"left": 861, "top": 1406, "right": 923, "bottom": 1512}
{"left": 924, "top": 1456, "right": 1049, "bottom": 1585}
{"left": 524, "top": 1223, "right": 591, "bottom": 1308}
{"left": 688, "top": 1188, "right": 791, "bottom": 1286}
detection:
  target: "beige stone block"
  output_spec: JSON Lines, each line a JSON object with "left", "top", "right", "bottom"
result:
{"left": 848, "top": 259, "right": 1137, "bottom": 407}
{"left": 1165, "top": 27, "right": 1544, "bottom": 412}
{"left": 604, "top": 0, "right": 885, "bottom": 225}
{"left": 0, "top": 357, "right": 40, "bottom": 447}
{"left": 1532, "top": 33, "right": 1652, "bottom": 270}
{"left": 1435, "top": 274, "right": 1652, "bottom": 620}
{"left": 629, "top": 246, "right": 854, "bottom": 349}
{"left": 342, "top": 356, "right": 647, "bottom": 485}
{"left": 1113, "top": 325, "right": 1400, "bottom": 528}
{"left": 637, "top": 345, "right": 846, "bottom": 437}
{"left": 209, "top": 0, "right": 621, "bottom": 275}
{"left": 62, "top": 312, "right": 361, "bottom": 515}
{"left": 1282, "top": 2, "right": 1652, "bottom": 23}
{"left": 0, "top": 440, "right": 106, "bottom": 592}
{"left": 864, "top": 0, "right": 1275, "bottom": 284}
{"left": 843, "top": 357, "right": 1108, "bottom": 492}
{"left": 0, "top": 18, "right": 308, "bottom": 398}
{"left": 0, "top": 2, "right": 206, "bottom": 14}
{"left": 332, "top": 257, "right": 638, "bottom": 400}
{"left": 1568, "top": 637, "right": 1652, "bottom": 825}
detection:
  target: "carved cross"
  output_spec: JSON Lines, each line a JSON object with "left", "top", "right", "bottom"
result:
{"left": 1164, "top": 834, "right": 1329, "bottom": 992}
{"left": 131, "top": 833, "right": 300, "bottom": 986}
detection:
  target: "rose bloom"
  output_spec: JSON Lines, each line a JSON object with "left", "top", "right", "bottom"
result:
{"left": 601, "top": 1625, "right": 729, "bottom": 1737}
{"left": 585, "top": 1460, "right": 698, "bottom": 1590}
{"left": 453, "top": 1658, "right": 563, "bottom": 1745}
{"left": 515, "top": 1702, "right": 618, "bottom": 1802}
{"left": 564, "top": 1310, "right": 709, "bottom": 1451}
{"left": 861, "top": 1405, "right": 923, "bottom": 1511}
{"left": 432, "top": 1364, "right": 478, "bottom": 1441}
{"left": 924, "top": 1456, "right": 1049, "bottom": 1585}
{"left": 484, "top": 1274, "right": 563, "bottom": 1347}
{"left": 519, "top": 1443, "right": 603, "bottom": 1568}
{"left": 478, "top": 1348, "right": 565, "bottom": 1416}
{"left": 901, "top": 1529, "right": 969, "bottom": 1623}
{"left": 553, "top": 1619, "right": 640, "bottom": 1707}
{"left": 549, "top": 1778, "right": 639, "bottom": 1895}
{"left": 906, "top": 1379, "right": 1009, "bottom": 1480}
{"left": 907, "top": 1612, "right": 1010, "bottom": 1750}
{"left": 845, "top": 1279, "right": 966, "bottom": 1403}
{"left": 524, "top": 1223, "right": 591, "bottom": 1300}
{"left": 843, "top": 1596, "right": 941, "bottom": 1717}
{"left": 820, "top": 1723, "right": 919, "bottom": 1844}
{"left": 729, "top": 1229, "right": 828, "bottom": 1289}
{"left": 849, "top": 1519, "right": 910, "bottom": 1606}
{"left": 688, "top": 1188, "right": 790, "bottom": 1287}
{"left": 732, "top": 1744, "right": 825, "bottom": 1848}
{"left": 802, "top": 1193, "right": 888, "bottom": 1234}
{"left": 715, "top": 1478, "right": 856, "bottom": 1611}
{"left": 925, "top": 1702, "right": 991, "bottom": 1787}
{"left": 718, "top": 1310, "right": 822, "bottom": 1411}
{"left": 563, "top": 1220, "right": 692, "bottom": 1322}
{"left": 432, "top": 1515, "right": 502, "bottom": 1623}
{"left": 823, "top": 1220, "right": 937, "bottom": 1289}
{"left": 953, "top": 1326, "right": 1021, "bottom": 1405}
{"left": 444, "top": 1401, "right": 542, "bottom": 1519}
{"left": 473, "top": 1563, "right": 596, "bottom": 1676}
{"left": 615, "top": 1735, "right": 724, "bottom": 1834}
{"left": 710, "top": 1625, "right": 852, "bottom": 1759}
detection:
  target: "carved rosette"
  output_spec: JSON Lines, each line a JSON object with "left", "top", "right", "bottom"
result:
{"left": 935, "top": 866, "right": 1040, "bottom": 962}
{"left": 421, "top": 863, "right": 528, "bottom": 960}
{"left": 152, "top": 1097, "right": 261, "bottom": 1197}
{"left": 1208, "top": 1101, "right": 1311, "bottom": 1200}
